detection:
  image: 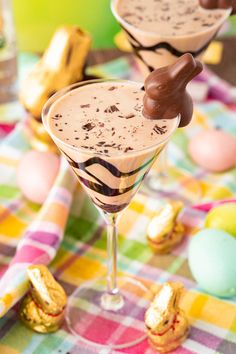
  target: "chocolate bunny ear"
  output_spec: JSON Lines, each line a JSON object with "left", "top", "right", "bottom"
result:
{"left": 199, "top": 0, "right": 233, "bottom": 9}
{"left": 168, "top": 53, "right": 202, "bottom": 84}
{"left": 184, "top": 59, "right": 203, "bottom": 84}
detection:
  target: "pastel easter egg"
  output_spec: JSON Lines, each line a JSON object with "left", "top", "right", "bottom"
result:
{"left": 205, "top": 203, "right": 236, "bottom": 238}
{"left": 188, "top": 228, "right": 236, "bottom": 298}
{"left": 17, "top": 150, "right": 60, "bottom": 204}
{"left": 188, "top": 129, "right": 236, "bottom": 172}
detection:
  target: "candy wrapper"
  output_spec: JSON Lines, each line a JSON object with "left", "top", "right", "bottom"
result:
{"left": 0, "top": 158, "right": 77, "bottom": 318}
{"left": 145, "top": 282, "right": 189, "bottom": 353}
{"left": 20, "top": 26, "right": 91, "bottom": 119}
{"left": 19, "top": 265, "right": 67, "bottom": 333}
{"left": 147, "top": 201, "right": 184, "bottom": 254}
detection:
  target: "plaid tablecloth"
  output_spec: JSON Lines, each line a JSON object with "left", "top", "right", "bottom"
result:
{"left": 0, "top": 56, "right": 236, "bottom": 354}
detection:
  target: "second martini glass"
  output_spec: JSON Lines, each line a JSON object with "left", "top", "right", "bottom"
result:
{"left": 111, "top": 0, "right": 231, "bottom": 202}
{"left": 43, "top": 79, "right": 179, "bottom": 349}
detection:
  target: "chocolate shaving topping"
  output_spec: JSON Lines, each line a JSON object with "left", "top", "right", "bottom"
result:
{"left": 123, "top": 12, "right": 132, "bottom": 17}
{"left": 104, "top": 105, "right": 119, "bottom": 113}
{"left": 80, "top": 104, "right": 90, "bottom": 108}
{"left": 125, "top": 113, "right": 135, "bottom": 119}
{"left": 124, "top": 147, "right": 134, "bottom": 153}
{"left": 97, "top": 141, "right": 105, "bottom": 146}
{"left": 82, "top": 123, "right": 95, "bottom": 131}
{"left": 135, "top": 6, "right": 144, "bottom": 11}
{"left": 52, "top": 113, "right": 62, "bottom": 120}
{"left": 153, "top": 125, "right": 167, "bottom": 135}
{"left": 108, "top": 86, "right": 117, "bottom": 91}
{"left": 134, "top": 103, "right": 142, "bottom": 112}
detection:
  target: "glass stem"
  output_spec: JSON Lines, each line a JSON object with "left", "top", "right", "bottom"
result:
{"left": 101, "top": 212, "right": 124, "bottom": 311}
{"left": 106, "top": 213, "right": 118, "bottom": 294}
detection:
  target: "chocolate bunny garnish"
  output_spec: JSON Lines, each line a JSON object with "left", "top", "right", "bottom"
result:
{"left": 142, "top": 53, "right": 203, "bottom": 127}
{"left": 199, "top": 0, "right": 236, "bottom": 14}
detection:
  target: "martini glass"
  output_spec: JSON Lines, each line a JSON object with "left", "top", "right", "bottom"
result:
{"left": 42, "top": 79, "right": 179, "bottom": 349}
{"left": 111, "top": 0, "right": 231, "bottom": 202}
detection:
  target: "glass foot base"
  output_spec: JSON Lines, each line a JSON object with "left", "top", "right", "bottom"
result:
{"left": 66, "top": 276, "right": 152, "bottom": 349}
{"left": 144, "top": 166, "right": 202, "bottom": 204}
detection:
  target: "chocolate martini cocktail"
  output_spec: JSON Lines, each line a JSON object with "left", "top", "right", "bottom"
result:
{"left": 112, "top": 0, "right": 226, "bottom": 201}
{"left": 47, "top": 81, "right": 178, "bottom": 212}
{"left": 112, "top": 0, "right": 231, "bottom": 76}
{"left": 43, "top": 79, "right": 179, "bottom": 348}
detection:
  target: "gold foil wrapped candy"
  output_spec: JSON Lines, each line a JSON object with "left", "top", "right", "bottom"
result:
{"left": 27, "top": 115, "right": 59, "bottom": 153}
{"left": 19, "top": 265, "right": 67, "bottom": 333}
{"left": 20, "top": 25, "right": 91, "bottom": 119}
{"left": 147, "top": 201, "right": 184, "bottom": 254}
{"left": 145, "top": 282, "right": 189, "bottom": 353}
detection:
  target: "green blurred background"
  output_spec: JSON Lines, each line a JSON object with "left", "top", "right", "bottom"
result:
{"left": 12, "top": 0, "right": 236, "bottom": 52}
{"left": 12, "top": 0, "right": 120, "bottom": 52}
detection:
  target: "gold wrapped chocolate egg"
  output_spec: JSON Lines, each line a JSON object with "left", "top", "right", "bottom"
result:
{"left": 147, "top": 201, "right": 184, "bottom": 254}
{"left": 145, "top": 282, "right": 189, "bottom": 353}
{"left": 19, "top": 265, "right": 67, "bottom": 333}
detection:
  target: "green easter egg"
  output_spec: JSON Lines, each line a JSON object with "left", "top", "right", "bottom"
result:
{"left": 205, "top": 203, "right": 236, "bottom": 238}
{"left": 188, "top": 229, "right": 236, "bottom": 298}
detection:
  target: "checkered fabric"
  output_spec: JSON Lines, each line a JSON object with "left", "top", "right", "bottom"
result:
{"left": 0, "top": 56, "right": 235, "bottom": 354}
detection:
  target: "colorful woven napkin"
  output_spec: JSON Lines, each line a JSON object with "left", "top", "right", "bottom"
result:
{"left": 0, "top": 123, "right": 77, "bottom": 318}
{"left": 0, "top": 56, "right": 235, "bottom": 354}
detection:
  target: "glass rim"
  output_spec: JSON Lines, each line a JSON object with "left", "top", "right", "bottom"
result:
{"left": 111, "top": 0, "right": 231, "bottom": 40}
{"left": 42, "top": 79, "right": 180, "bottom": 158}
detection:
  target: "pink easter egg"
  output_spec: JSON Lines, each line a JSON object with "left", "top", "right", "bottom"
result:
{"left": 188, "top": 129, "right": 236, "bottom": 172}
{"left": 17, "top": 150, "right": 60, "bottom": 204}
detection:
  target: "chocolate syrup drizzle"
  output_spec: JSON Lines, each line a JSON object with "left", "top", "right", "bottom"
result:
{"left": 94, "top": 198, "right": 128, "bottom": 213}
{"left": 60, "top": 148, "right": 159, "bottom": 212}
{"left": 121, "top": 24, "right": 217, "bottom": 72}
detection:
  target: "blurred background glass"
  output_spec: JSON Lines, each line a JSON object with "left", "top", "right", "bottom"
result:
{"left": 12, "top": 0, "right": 236, "bottom": 53}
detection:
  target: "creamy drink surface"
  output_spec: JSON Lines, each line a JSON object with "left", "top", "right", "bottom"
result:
{"left": 117, "top": 0, "right": 228, "bottom": 36}
{"left": 48, "top": 82, "right": 178, "bottom": 155}
{"left": 47, "top": 81, "right": 178, "bottom": 213}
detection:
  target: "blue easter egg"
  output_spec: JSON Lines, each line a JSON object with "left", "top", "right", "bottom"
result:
{"left": 188, "top": 229, "right": 236, "bottom": 298}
